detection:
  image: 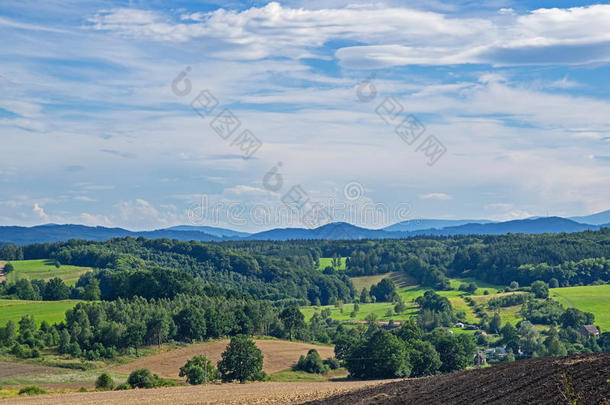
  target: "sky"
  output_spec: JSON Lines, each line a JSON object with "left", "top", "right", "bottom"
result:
{"left": 1, "top": 0, "right": 610, "bottom": 231}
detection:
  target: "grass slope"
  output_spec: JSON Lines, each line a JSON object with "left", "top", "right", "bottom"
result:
{"left": 317, "top": 257, "right": 346, "bottom": 270}
{"left": 0, "top": 299, "right": 80, "bottom": 326}
{"left": 6, "top": 259, "right": 93, "bottom": 286}
{"left": 550, "top": 284, "right": 610, "bottom": 331}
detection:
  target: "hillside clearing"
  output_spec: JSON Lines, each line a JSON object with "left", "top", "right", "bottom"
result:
{"left": 550, "top": 284, "right": 610, "bottom": 331}
{"left": 350, "top": 272, "right": 413, "bottom": 291}
{"left": 5, "top": 259, "right": 93, "bottom": 286}
{"left": 0, "top": 299, "right": 80, "bottom": 326}
{"left": 318, "top": 257, "right": 346, "bottom": 270}
{"left": 111, "top": 339, "right": 335, "bottom": 379}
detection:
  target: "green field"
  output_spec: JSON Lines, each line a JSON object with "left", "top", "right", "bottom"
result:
{"left": 0, "top": 299, "right": 80, "bottom": 326}
{"left": 550, "top": 284, "right": 610, "bottom": 331}
{"left": 303, "top": 276, "right": 515, "bottom": 326}
{"left": 4, "top": 259, "right": 93, "bottom": 286}
{"left": 317, "top": 257, "right": 346, "bottom": 270}
{"left": 301, "top": 301, "right": 418, "bottom": 322}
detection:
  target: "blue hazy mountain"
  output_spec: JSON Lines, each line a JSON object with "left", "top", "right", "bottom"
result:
{"left": 165, "top": 225, "right": 250, "bottom": 238}
{"left": 569, "top": 210, "right": 610, "bottom": 225}
{"left": 0, "top": 213, "right": 608, "bottom": 244}
{"left": 246, "top": 222, "right": 395, "bottom": 240}
{"left": 408, "top": 217, "right": 598, "bottom": 236}
{"left": 383, "top": 219, "right": 494, "bottom": 232}
{"left": 0, "top": 224, "right": 222, "bottom": 245}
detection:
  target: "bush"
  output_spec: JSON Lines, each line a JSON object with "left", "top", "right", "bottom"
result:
{"left": 3, "top": 262, "right": 14, "bottom": 273}
{"left": 154, "top": 376, "right": 178, "bottom": 387}
{"left": 179, "top": 355, "right": 219, "bottom": 384}
{"left": 78, "top": 387, "right": 88, "bottom": 392}
{"left": 294, "top": 349, "right": 328, "bottom": 374}
{"left": 95, "top": 372, "right": 115, "bottom": 390}
{"left": 11, "top": 343, "right": 32, "bottom": 359}
{"left": 115, "top": 383, "right": 130, "bottom": 391}
{"left": 18, "top": 385, "right": 47, "bottom": 396}
{"left": 323, "top": 357, "right": 340, "bottom": 370}
{"left": 127, "top": 368, "right": 156, "bottom": 389}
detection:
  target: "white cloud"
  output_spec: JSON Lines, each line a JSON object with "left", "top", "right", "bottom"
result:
{"left": 32, "top": 203, "right": 49, "bottom": 221}
{"left": 419, "top": 193, "right": 452, "bottom": 200}
{"left": 88, "top": 3, "right": 610, "bottom": 66}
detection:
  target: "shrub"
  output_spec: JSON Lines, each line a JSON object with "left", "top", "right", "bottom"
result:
{"left": 127, "top": 368, "right": 156, "bottom": 388}
{"left": 323, "top": 357, "right": 340, "bottom": 370}
{"left": 294, "top": 349, "right": 328, "bottom": 374}
{"left": 95, "top": 372, "right": 115, "bottom": 390}
{"left": 115, "top": 383, "right": 130, "bottom": 391}
{"left": 179, "top": 355, "right": 219, "bottom": 384}
{"left": 3, "top": 262, "right": 14, "bottom": 273}
{"left": 77, "top": 387, "right": 87, "bottom": 392}
{"left": 11, "top": 343, "right": 32, "bottom": 358}
{"left": 154, "top": 376, "right": 178, "bottom": 387}
{"left": 18, "top": 386, "right": 46, "bottom": 396}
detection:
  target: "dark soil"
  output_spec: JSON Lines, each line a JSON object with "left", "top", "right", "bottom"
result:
{"left": 303, "top": 353, "right": 610, "bottom": 405}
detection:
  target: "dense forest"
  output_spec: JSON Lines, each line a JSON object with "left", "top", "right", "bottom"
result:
{"left": 224, "top": 229, "right": 610, "bottom": 288}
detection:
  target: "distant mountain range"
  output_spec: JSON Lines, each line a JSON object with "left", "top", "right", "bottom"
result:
{"left": 0, "top": 210, "right": 608, "bottom": 245}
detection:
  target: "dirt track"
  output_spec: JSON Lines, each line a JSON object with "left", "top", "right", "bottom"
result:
{"left": 303, "top": 353, "right": 610, "bottom": 405}
{"left": 112, "top": 340, "right": 335, "bottom": 378}
{"left": 2, "top": 380, "right": 388, "bottom": 404}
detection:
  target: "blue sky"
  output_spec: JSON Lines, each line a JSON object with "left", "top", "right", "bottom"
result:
{"left": 1, "top": 0, "right": 610, "bottom": 231}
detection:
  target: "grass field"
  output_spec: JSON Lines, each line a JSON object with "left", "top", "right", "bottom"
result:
{"left": 5, "top": 259, "right": 93, "bottom": 286}
{"left": 318, "top": 257, "right": 346, "bottom": 270}
{"left": 301, "top": 301, "right": 417, "bottom": 322}
{"left": 550, "top": 284, "right": 610, "bottom": 331}
{"left": 304, "top": 276, "right": 508, "bottom": 326}
{"left": 0, "top": 299, "right": 80, "bottom": 326}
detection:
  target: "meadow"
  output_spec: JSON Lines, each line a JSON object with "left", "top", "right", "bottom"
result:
{"left": 301, "top": 274, "right": 529, "bottom": 330}
{"left": 0, "top": 299, "right": 80, "bottom": 326}
{"left": 4, "top": 259, "right": 93, "bottom": 286}
{"left": 317, "top": 257, "right": 346, "bottom": 270}
{"left": 550, "top": 284, "right": 610, "bottom": 331}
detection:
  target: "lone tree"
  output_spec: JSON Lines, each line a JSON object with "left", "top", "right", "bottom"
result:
{"left": 3, "top": 262, "right": 14, "bottom": 273}
{"left": 530, "top": 280, "right": 549, "bottom": 299}
{"left": 217, "top": 335, "right": 265, "bottom": 383}
{"left": 95, "top": 372, "right": 114, "bottom": 391}
{"left": 279, "top": 306, "right": 305, "bottom": 341}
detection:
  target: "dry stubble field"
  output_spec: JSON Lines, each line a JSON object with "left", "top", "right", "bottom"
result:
{"left": 111, "top": 339, "right": 335, "bottom": 378}
{"left": 3, "top": 380, "right": 391, "bottom": 404}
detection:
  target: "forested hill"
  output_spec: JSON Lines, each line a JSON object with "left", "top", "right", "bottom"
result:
{"left": 0, "top": 238, "right": 354, "bottom": 305}
{"left": 2, "top": 228, "right": 610, "bottom": 305}
{"left": 224, "top": 229, "right": 610, "bottom": 287}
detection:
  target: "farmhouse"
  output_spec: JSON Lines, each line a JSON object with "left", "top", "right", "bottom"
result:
{"left": 579, "top": 325, "right": 600, "bottom": 338}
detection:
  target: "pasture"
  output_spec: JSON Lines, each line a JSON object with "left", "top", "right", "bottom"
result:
{"left": 550, "top": 284, "right": 610, "bottom": 331}
{"left": 5, "top": 259, "right": 93, "bottom": 286}
{"left": 0, "top": 299, "right": 80, "bottom": 326}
